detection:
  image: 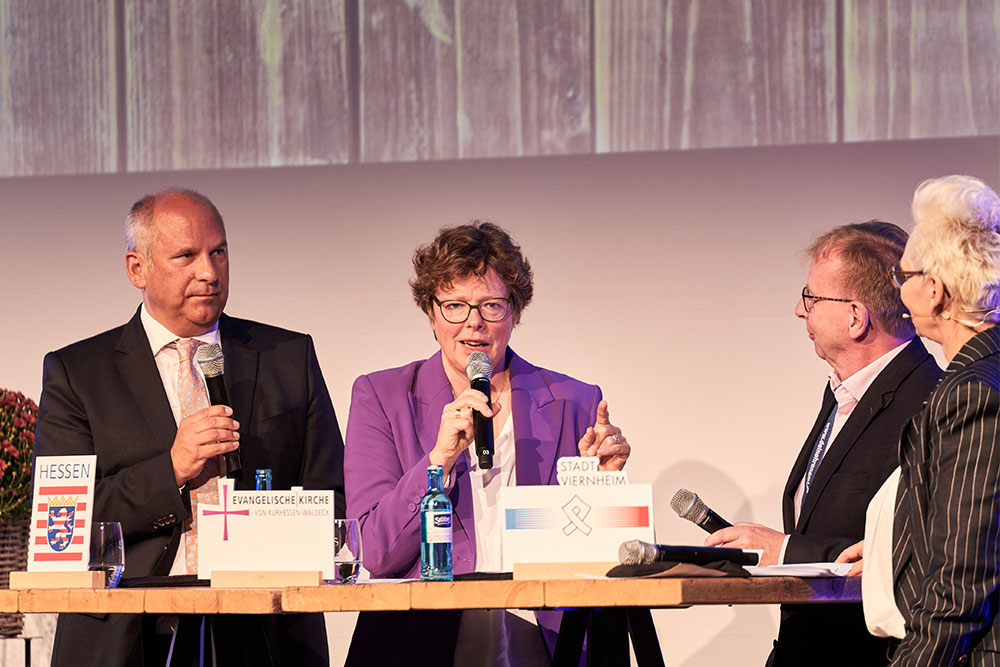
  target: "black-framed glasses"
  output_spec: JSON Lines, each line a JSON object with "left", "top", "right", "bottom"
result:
{"left": 800, "top": 287, "right": 853, "bottom": 313}
{"left": 433, "top": 296, "right": 512, "bottom": 323}
{"left": 889, "top": 262, "right": 925, "bottom": 289}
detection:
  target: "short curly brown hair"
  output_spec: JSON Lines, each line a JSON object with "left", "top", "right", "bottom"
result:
{"left": 410, "top": 221, "right": 533, "bottom": 324}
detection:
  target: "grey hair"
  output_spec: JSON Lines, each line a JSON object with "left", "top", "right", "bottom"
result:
{"left": 907, "top": 175, "right": 1000, "bottom": 323}
{"left": 124, "top": 188, "right": 224, "bottom": 260}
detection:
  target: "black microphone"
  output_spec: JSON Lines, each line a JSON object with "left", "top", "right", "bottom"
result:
{"left": 195, "top": 343, "right": 242, "bottom": 482}
{"left": 670, "top": 488, "right": 732, "bottom": 533}
{"left": 465, "top": 351, "right": 494, "bottom": 470}
{"left": 618, "top": 540, "right": 759, "bottom": 566}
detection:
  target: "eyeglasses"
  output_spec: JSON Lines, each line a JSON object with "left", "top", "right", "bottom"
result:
{"left": 889, "top": 262, "right": 925, "bottom": 289}
{"left": 433, "top": 296, "right": 512, "bottom": 323}
{"left": 801, "top": 287, "right": 853, "bottom": 313}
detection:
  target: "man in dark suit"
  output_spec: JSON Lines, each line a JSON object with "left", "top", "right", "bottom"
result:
{"left": 706, "top": 221, "right": 942, "bottom": 666}
{"left": 34, "top": 188, "right": 345, "bottom": 667}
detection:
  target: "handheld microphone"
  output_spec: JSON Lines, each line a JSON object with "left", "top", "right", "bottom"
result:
{"left": 618, "top": 539, "right": 759, "bottom": 566}
{"left": 670, "top": 488, "right": 732, "bottom": 533}
{"left": 465, "top": 351, "right": 494, "bottom": 470}
{"left": 195, "top": 343, "right": 242, "bottom": 482}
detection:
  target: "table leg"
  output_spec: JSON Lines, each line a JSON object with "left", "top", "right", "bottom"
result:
{"left": 555, "top": 607, "right": 666, "bottom": 667}
{"left": 553, "top": 609, "right": 589, "bottom": 667}
{"left": 588, "top": 609, "right": 630, "bottom": 667}
{"left": 626, "top": 608, "right": 665, "bottom": 667}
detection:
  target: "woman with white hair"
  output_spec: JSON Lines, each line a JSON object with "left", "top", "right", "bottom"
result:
{"left": 838, "top": 174, "right": 1000, "bottom": 665}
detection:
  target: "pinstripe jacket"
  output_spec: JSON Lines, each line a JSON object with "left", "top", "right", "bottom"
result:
{"left": 893, "top": 326, "right": 1000, "bottom": 666}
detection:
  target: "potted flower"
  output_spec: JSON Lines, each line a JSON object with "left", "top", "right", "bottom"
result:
{"left": 0, "top": 389, "right": 37, "bottom": 637}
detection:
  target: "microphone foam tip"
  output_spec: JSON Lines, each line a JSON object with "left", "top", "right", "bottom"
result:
{"left": 618, "top": 539, "right": 657, "bottom": 565}
{"left": 670, "top": 488, "right": 709, "bottom": 523}
{"left": 465, "top": 351, "right": 492, "bottom": 381}
{"left": 195, "top": 342, "right": 225, "bottom": 377}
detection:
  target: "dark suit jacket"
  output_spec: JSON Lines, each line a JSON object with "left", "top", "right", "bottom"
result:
{"left": 34, "top": 309, "right": 345, "bottom": 667}
{"left": 771, "top": 338, "right": 942, "bottom": 666}
{"left": 892, "top": 327, "right": 1000, "bottom": 666}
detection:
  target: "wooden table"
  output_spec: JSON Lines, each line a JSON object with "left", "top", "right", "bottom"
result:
{"left": 1, "top": 575, "right": 860, "bottom": 614}
{"left": 2, "top": 577, "right": 862, "bottom": 666}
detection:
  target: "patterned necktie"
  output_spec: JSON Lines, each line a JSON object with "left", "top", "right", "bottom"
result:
{"left": 175, "top": 338, "right": 219, "bottom": 574}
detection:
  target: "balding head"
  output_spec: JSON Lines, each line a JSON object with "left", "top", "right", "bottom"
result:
{"left": 125, "top": 188, "right": 224, "bottom": 263}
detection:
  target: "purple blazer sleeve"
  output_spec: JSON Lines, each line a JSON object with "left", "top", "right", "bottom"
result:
{"left": 344, "top": 369, "right": 438, "bottom": 578}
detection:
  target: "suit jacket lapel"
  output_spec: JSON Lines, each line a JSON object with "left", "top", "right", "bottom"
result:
{"left": 508, "top": 350, "right": 561, "bottom": 486}
{"left": 783, "top": 388, "right": 835, "bottom": 532}
{"left": 409, "top": 352, "right": 475, "bottom": 545}
{"left": 114, "top": 309, "right": 177, "bottom": 454}
{"left": 219, "top": 314, "right": 257, "bottom": 429}
{"left": 796, "top": 387, "right": 886, "bottom": 526}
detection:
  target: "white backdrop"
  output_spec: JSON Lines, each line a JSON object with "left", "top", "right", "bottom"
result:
{"left": 2, "top": 136, "right": 997, "bottom": 665}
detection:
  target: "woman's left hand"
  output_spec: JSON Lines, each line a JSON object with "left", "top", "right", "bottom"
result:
{"left": 577, "top": 400, "right": 630, "bottom": 471}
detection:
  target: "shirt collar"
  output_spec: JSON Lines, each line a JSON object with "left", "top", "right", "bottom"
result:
{"left": 828, "top": 339, "right": 912, "bottom": 407}
{"left": 139, "top": 303, "right": 220, "bottom": 356}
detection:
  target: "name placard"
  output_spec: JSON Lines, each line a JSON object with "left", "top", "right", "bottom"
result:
{"left": 197, "top": 479, "right": 335, "bottom": 579}
{"left": 556, "top": 456, "right": 629, "bottom": 487}
{"left": 500, "top": 483, "right": 654, "bottom": 570}
{"left": 28, "top": 455, "right": 97, "bottom": 571}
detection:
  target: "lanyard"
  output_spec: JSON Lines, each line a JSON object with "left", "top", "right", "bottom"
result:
{"left": 802, "top": 406, "right": 838, "bottom": 512}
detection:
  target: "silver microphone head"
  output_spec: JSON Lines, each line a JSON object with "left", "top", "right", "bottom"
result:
{"left": 195, "top": 343, "right": 225, "bottom": 378}
{"left": 465, "top": 351, "right": 492, "bottom": 382}
{"left": 618, "top": 539, "right": 658, "bottom": 565}
{"left": 670, "top": 488, "right": 710, "bottom": 525}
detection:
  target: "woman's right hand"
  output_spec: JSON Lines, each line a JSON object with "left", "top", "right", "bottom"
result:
{"left": 428, "top": 388, "right": 499, "bottom": 476}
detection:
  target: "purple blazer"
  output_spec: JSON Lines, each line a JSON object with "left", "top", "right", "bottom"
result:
{"left": 344, "top": 347, "right": 602, "bottom": 579}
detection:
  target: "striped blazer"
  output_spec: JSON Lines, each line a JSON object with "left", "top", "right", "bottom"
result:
{"left": 893, "top": 326, "right": 1000, "bottom": 666}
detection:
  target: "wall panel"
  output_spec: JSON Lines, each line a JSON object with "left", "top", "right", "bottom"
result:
{"left": 359, "top": 0, "right": 590, "bottom": 161}
{"left": 0, "top": 0, "right": 117, "bottom": 176}
{"left": 844, "top": 0, "right": 1000, "bottom": 141}
{"left": 125, "top": 0, "right": 350, "bottom": 171}
{"left": 595, "top": 0, "right": 837, "bottom": 151}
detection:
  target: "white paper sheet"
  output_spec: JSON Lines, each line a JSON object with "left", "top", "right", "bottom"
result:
{"left": 743, "top": 562, "right": 853, "bottom": 577}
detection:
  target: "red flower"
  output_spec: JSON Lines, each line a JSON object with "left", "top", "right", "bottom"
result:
{"left": 0, "top": 387, "right": 37, "bottom": 520}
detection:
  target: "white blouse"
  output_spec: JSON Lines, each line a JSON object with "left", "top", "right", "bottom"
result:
{"left": 863, "top": 466, "right": 906, "bottom": 638}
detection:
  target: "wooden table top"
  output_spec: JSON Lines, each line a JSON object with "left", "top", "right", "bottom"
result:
{"left": 1, "top": 576, "right": 861, "bottom": 615}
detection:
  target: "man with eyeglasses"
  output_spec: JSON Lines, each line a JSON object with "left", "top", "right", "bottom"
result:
{"left": 705, "top": 221, "right": 942, "bottom": 666}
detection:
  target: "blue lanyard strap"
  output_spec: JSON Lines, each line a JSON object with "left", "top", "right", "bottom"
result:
{"left": 802, "top": 406, "right": 838, "bottom": 512}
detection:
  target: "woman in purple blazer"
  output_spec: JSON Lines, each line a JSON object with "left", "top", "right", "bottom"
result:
{"left": 344, "top": 222, "right": 631, "bottom": 666}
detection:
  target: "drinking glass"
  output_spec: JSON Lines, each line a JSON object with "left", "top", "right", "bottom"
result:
{"left": 333, "top": 518, "right": 362, "bottom": 584}
{"left": 89, "top": 521, "right": 124, "bottom": 588}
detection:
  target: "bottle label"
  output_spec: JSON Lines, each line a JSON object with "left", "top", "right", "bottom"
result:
{"left": 425, "top": 511, "right": 452, "bottom": 543}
